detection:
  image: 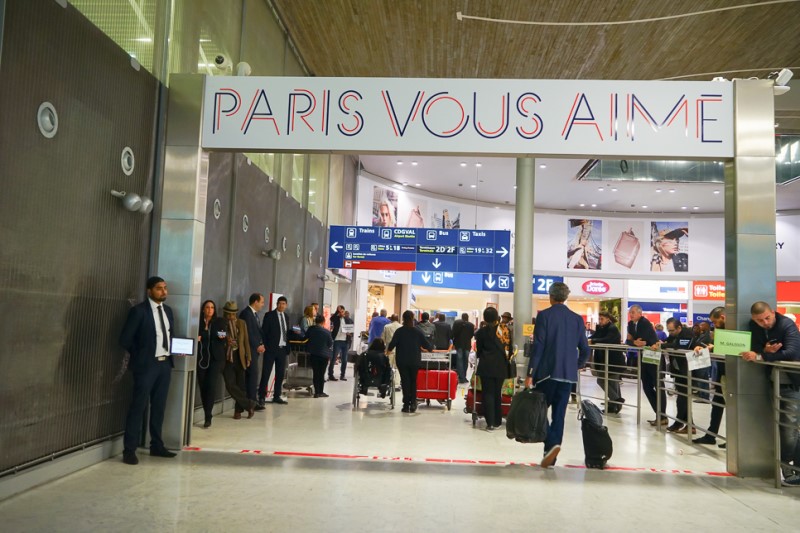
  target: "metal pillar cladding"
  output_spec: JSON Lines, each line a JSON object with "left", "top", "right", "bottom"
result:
{"left": 724, "top": 79, "right": 777, "bottom": 478}
{"left": 513, "top": 158, "right": 534, "bottom": 362}
{"left": 156, "top": 74, "right": 209, "bottom": 449}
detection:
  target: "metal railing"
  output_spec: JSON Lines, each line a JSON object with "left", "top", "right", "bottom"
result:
{"left": 582, "top": 343, "right": 643, "bottom": 423}
{"left": 769, "top": 363, "right": 800, "bottom": 488}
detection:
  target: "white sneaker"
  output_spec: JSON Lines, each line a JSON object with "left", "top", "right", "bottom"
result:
{"left": 541, "top": 445, "right": 561, "bottom": 468}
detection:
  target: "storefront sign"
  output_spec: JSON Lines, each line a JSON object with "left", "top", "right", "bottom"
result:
{"left": 582, "top": 279, "right": 610, "bottom": 295}
{"left": 693, "top": 281, "right": 725, "bottom": 300}
{"left": 628, "top": 280, "right": 689, "bottom": 300}
{"left": 202, "top": 76, "right": 733, "bottom": 158}
{"left": 713, "top": 329, "right": 752, "bottom": 356}
{"left": 777, "top": 282, "right": 800, "bottom": 302}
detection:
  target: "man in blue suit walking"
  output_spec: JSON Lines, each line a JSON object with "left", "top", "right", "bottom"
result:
{"left": 119, "top": 276, "right": 177, "bottom": 465}
{"left": 525, "top": 282, "right": 590, "bottom": 468}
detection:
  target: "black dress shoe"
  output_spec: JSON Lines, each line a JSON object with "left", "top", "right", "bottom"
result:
{"left": 122, "top": 451, "right": 139, "bottom": 465}
{"left": 328, "top": 376, "right": 338, "bottom": 381}
{"left": 203, "top": 417, "right": 212, "bottom": 428}
{"left": 150, "top": 448, "right": 177, "bottom": 458}
{"left": 315, "top": 392, "right": 329, "bottom": 398}
{"left": 254, "top": 404, "right": 266, "bottom": 411}
{"left": 272, "top": 397, "right": 288, "bottom": 405}
{"left": 693, "top": 434, "right": 716, "bottom": 445}
{"left": 340, "top": 376, "right": 348, "bottom": 382}
{"left": 401, "top": 405, "right": 411, "bottom": 413}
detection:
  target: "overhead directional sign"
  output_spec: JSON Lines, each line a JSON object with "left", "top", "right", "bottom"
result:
{"left": 328, "top": 226, "right": 511, "bottom": 273}
{"left": 411, "top": 272, "right": 562, "bottom": 294}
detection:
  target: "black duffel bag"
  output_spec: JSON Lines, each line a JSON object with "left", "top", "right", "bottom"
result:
{"left": 506, "top": 388, "right": 549, "bottom": 443}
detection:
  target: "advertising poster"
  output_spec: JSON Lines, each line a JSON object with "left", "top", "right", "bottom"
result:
{"left": 398, "top": 193, "right": 428, "bottom": 228}
{"left": 566, "top": 219, "right": 602, "bottom": 270}
{"left": 606, "top": 220, "right": 647, "bottom": 272}
{"left": 430, "top": 201, "right": 461, "bottom": 229}
{"left": 650, "top": 221, "right": 689, "bottom": 272}
{"left": 372, "top": 185, "right": 398, "bottom": 227}
{"left": 599, "top": 298, "right": 623, "bottom": 324}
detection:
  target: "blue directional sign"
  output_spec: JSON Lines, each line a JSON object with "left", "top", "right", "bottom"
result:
{"left": 412, "top": 272, "right": 562, "bottom": 294}
{"left": 328, "top": 226, "right": 511, "bottom": 273}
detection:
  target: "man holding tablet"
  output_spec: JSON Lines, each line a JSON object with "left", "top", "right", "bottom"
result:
{"left": 119, "top": 276, "right": 178, "bottom": 466}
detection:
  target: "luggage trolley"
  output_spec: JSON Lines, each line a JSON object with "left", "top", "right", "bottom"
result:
{"left": 352, "top": 351, "right": 396, "bottom": 409}
{"left": 416, "top": 349, "right": 458, "bottom": 411}
{"left": 284, "top": 340, "right": 314, "bottom": 396}
{"left": 465, "top": 350, "right": 517, "bottom": 426}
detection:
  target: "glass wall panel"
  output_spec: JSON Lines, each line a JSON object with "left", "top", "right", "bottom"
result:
{"left": 169, "top": 0, "right": 243, "bottom": 79}
{"left": 308, "top": 154, "right": 329, "bottom": 221}
{"left": 241, "top": 0, "right": 286, "bottom": 76}
{"left": 327, "top": 155, "right": 344, "bottom": 226}
{"left": 281, "top": 154, "right": 307, "bottom": 206}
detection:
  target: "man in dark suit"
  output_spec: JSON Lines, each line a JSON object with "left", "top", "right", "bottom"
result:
{"left": 118, "top": 276, "right": 178, "bottom": 466}
{"left": 626, "top": 304, "right": 663, "bottom": 425}
{"left": 240, "top": 293, "right": 267, "bottom": 408}
{"left": 451, "top": 313, "right": 474, "bottom": 383}
{"left": 261, "top": 295, "right": 290, "bottom": 404}
{"left": 525, "top": 282, "right": 590, "bottom": 468}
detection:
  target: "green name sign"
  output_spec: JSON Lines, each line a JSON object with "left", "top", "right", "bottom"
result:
{"left": 713, "top": 329, "right": 752, "bottom": 356}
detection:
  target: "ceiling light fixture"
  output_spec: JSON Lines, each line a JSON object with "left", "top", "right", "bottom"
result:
{"left": 611, "top": 187, "right": 618, "bottom": 192}
{"left": 598, "top": 187, "right": 604, "bottom": 192}
{"left": 415, "top": 183, "right": 421, "bottom": 187}
{"left": 470, "top": 184, "right": 477, "bottom": 188}
{"left": 396, "top": 161, "right": 403, "bottom": 165}
{"left": 579, "top": 203, "right": 585, "bottom": 207}
{"left": 714, "top": 190, "right": 720, "bottom": 194}
{"left": 669, "top": 189, "right": 676, "bottom": 193}
{"left": 539, "top": 164, "right": 547, "bottom": 169}
{"left": 641, "top": 205, "right": 648, "bottom": 209}
{"left": 475, "top": 163, "right": 482, "bottom": 168}
{"left": 681, "top": 206, "right": 688, "bottom": 210}
{"left": 591, "top": 203, "right": 597, "bottom": 207}
{"left": 693, "top": 206, "right": 699, "bottom": 210}
{"left": 411, "top": 161, "right": 418, "bottom": 166}
{"left": 460, "top": 162, "right": 467, "bottom": 167}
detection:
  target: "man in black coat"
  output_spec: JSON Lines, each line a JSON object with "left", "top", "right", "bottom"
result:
{"left": 305, "top": 315, "right": 334, "bottom": 397}
{"left": 451, "top": 313, "right": 474, "bottom": 384}
{"left": 240, "top": 293, "right": 266, "bottom": 408}
{"left": 261, "top": 295, "right": 290, "bottom": 404}
{"left": 626, "top": 304, "right": 662, "bottom": 425}
{"left": 433, "top": 313, "right": 453, "bottom": 351}
{"left": 118, "top": 276, "right": 177, "bottom": 465}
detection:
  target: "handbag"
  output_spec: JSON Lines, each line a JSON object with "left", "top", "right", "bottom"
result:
{"left": 613, "top": 228, "right": 640, "bottom": 269}
{"left": 506, "top": 388, "right": 549, "bottom": 443}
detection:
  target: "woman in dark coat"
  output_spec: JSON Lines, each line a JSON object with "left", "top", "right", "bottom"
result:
{"left": 197, "top": 300, "right": 227, "bottom": 428}
{"left": 474, "top": 307, "right": 511, "bottom": 430}
{"left": 589, "top": 311, "right": 626, "bottom": 413}
{"left": 388, "top": 310, "right": 433, "bottom": 413}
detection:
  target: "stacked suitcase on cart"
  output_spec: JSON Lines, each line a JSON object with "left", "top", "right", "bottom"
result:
{"left": 465, "top": 376, "right": 514, "bottom": 426}
{"left": 416, "top": 351, "right": 458, "bottom": 410}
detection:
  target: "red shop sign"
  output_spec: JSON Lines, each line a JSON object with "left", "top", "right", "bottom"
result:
{"left": 582, "top": 280, "right": 610, "bottom": 295}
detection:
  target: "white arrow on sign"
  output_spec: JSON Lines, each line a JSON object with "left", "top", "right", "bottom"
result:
{"left": 432, "top": 258, "right": 442, "bottom": 269}
{"left": 496, "top": 246, "right": 509, "bottom": 258}
{"left": 330, "top": 241, "right": 342, "bottom": 253}
{"left": 485, "top": 274, "right": 496, "bottom": 289}
{"left": 421, "top": 273, "right": 431, "bottom": 284}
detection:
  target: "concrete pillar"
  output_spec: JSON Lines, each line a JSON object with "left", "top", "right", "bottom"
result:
{"left": 724, "top": 79, "right": 777, "bottom": 477}
{"left": 513, "top": 158, "right": 535, "bottom": 363}
{"left": 157, "top": 74, "right": 208, "bottom": 448}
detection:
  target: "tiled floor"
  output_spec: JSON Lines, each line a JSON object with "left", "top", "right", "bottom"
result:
{"left": 1, "top": 369, "right": 797, "bottom": 532}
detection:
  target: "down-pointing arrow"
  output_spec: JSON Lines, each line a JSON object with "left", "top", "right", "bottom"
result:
{"left": 484, "top": 274, "right": 496, "bottom": 289}
{"left": 330, "top": 241, "right": 342, "bottom": 253}
{"left": 496, "top": 246, "right": 509, "bottom": 258}
{"left": 421, "top": 273, "right": 431, "bottom": 284}
{"left": 432, "top": 258, "right": 442, "bottom": 269}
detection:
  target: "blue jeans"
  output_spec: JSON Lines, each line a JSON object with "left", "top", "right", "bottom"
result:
{"left": 779, "top": 386, "right": 800, "bottom": 476}
{"left": 331, "top": 340, "right": 349, "bottom": 378}
{"left": 455, "top": 348, "right": 469, "bottom": 382}
{"left": 535, "top": 379, "right": 572, "bottom": 453}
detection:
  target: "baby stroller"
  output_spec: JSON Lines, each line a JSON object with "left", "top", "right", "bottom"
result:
{"left": 352, "top": 351, "right": 396, "bottom": 410}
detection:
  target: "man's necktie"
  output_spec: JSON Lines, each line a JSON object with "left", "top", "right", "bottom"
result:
{"left": 279, "top": 312, "right": 286, "bottom": 342}
{"left": 157, "top": 305, "right": 169, "bottom": 351}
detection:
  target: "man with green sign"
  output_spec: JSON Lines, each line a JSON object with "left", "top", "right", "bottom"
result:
{"left": 741, "top": 302, "right": 800, "bottom": 487}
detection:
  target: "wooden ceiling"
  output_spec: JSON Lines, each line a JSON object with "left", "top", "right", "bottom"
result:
{"left": 272, "top": 0, "right": 800, "bottom": 132}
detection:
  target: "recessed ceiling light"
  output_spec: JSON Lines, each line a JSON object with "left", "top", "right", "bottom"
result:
{"left": 402, "top": 182, "right": 408, "bottom": 186}
{"left": 470, "top": 184, "right": 477, "bottom": 188}
{"left": 475, "top": 163, "right": 482, "bottom": 168}
{"left": 693, "top": 206, "right": 699, "bottom": 210}
{"left": 415, "top": 183, "right": 421, "bottom": 187}
{"left": 579, "top": 203, "right": 585, "bottom": 207}
{"left": 681, "top": 206, "right": 688, "bottom": 210}
{"left": 598, "top": 187, "right": 604, "bottom": 192}
{"left": 641, "top": 205, "right": 648, "bottom": 209}
{"left": 591, "top": 203, "right": 597, "bottom": 207}
{"left": 611, "top": 188, "right": 618, "bottom": 192}
{"left": 669, "top": 189, "right": 676, "bottom": 193}
{"left": 460, "top": 162, "right": 467, "bottom": 167}
{"left": 134, "top": 37, "right": 153, "bottom": 42}
{"left": 513, "top": 185, "right": 517, "bottom": 189}
{"left": 539, "top": 164, "right": 547, "bottom": 169}
{"left": 396, "top": 161, "right": 403, "bottom": 165}
{"left": 713, "top": 190, "right": 720, "bottom": 194}
{"left": 411, "top": 161, "right": 418, "bottom": 166}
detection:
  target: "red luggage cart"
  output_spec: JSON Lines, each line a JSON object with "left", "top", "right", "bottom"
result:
{"left": 416, "top": 350, "right": 457, "bottom": 410}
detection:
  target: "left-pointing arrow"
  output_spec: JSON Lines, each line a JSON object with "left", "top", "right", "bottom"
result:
{"left": 331, "top": 242, "right": 342, "bottom": 252}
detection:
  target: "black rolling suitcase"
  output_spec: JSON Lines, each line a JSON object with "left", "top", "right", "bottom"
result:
{"left": 578, "top": 398, "right": 613, "bottom": 469}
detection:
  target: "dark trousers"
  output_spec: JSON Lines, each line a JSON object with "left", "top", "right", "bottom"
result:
{"left": 261, "top": 347, "right": 287, "bottom": 400}
{"left": 331, "top": 340, "right": 348, "bottom": 378}
{"left": 675, "top": 374, "right": 689, "bottom": 423}
{"left": 708, "top": 363, "right": 726, "bottom": 434}
{"left": 124, "top": 361, "right": 172, "bottom": 453}
{"left": 197, "top": 359, "right": 223, "bottom": 420}
{"left": 641, "top": 359, "right": 666, "bottom": 416}
{"left": 245, "top": 352, "right": 262, "bottom": 402}
{"left": 310, "top": 355, "right": 328, "bottom": 395}
{"left": 398, "top": 364, "right": 418, "bottom": 406}
{"left": 222, "top": 357, "right": 251, "bottom": 412}
{"left": 535, "top": 379, "right": 572, "bottom": 452}
{"left": 480, "top": 376, "right": 503, "bottom": 427}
